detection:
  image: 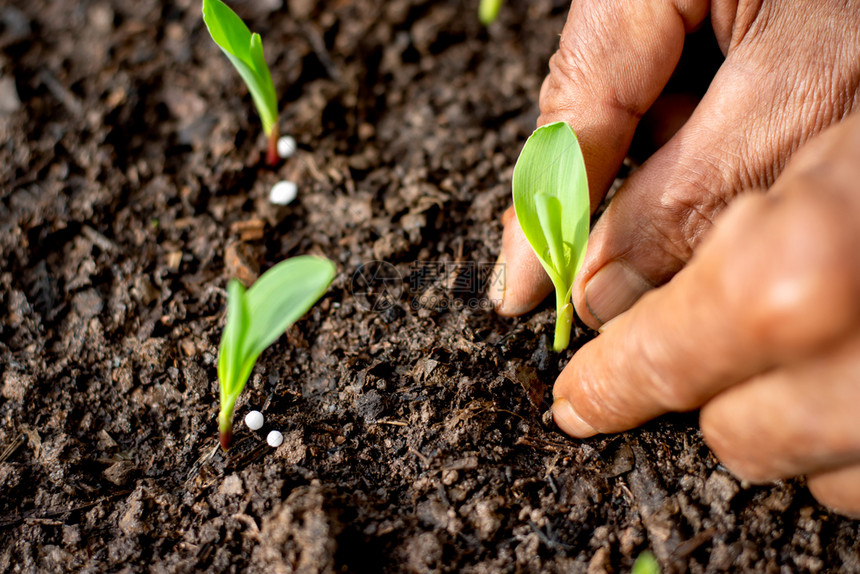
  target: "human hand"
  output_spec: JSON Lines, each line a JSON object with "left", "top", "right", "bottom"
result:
{"left": 551, "top": 112, "right": 860, "bottom": 517}
{"left": 491, "top": 0, "right": 860, "bottom": 517}
{"left": 490, "top": 0, "right": 860, "bottom": 326}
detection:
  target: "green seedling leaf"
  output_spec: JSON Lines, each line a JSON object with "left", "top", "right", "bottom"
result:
{"left": 219, "top": 280, "right": 248, "bottom": 403}
{"left": 632, "top": 551, "right": 660, "bottom": 574}
{"left": 202, "top": 0, "right": 280, "bottom": 164}
{"left": 479, "top": 0, "right": 503, "bottom": 25}
{"left": 535, "top": 193, "right": 565, "bottom": 277}
{"left": 513, "top": 121, "right": 589, "bottom": 351}
{"left": 217, "top": 255, "right": 336, "bottom": 449}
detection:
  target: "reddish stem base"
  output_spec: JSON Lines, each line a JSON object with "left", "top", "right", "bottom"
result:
{"left": 219, "top": 429, "right": 233, "bottom": 451}
{"left": 266, "top": 126, "right": 279, "bottom": 167}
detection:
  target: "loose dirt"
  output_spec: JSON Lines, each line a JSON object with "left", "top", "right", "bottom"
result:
{"left": 1, "top": 0, "right": 858, "bottom": 572}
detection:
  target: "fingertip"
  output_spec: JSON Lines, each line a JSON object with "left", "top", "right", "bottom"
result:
{"left": 808, "top": 466, "right": 860, "bottom": 519}
{"left": 551, "top": 397, "right": 598, "bottom": 439}
{"left": 500, "top": 205, "right": 516, "bottom": 226}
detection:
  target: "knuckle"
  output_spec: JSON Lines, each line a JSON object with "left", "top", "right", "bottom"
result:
{"left": 632, "top": 319, "right": 706, "bottom": 412}
{"left": 739, "top": 193, "right": 860, "bottom": 353}
{"left": 539, "top": 42, "right": 592, "bottom": 120}
{"left": 654, "top": 380, "right": 702, "bottom": 413}
{"left": 664, "top": 181, "right": 732, "bottom": 257}
{"left": 630, "top": 152, "right": 737, "bottom": 274}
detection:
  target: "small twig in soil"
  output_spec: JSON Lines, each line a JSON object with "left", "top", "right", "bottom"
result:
{"left": 185, "top": 443, "right": 220, "bottom": 485}
{"left": 7, "top": 154, "right": 54, "bottom": 189}
{"left": 0, "top": 491, "right": 131, "bottom": 529}
{"left": 226, "top": 438, "right": 269, "bottom": 469}
{"left": 544, "top": 454, "right": 562, "bottom": 495}
{"left": 301, "top": 153, "right": 327, "bottom": 183}
{"left": 528, "top": 520, "right": 574, "bottom": 552}
{"left": 408, "top": 448, "right": 430, "bottom": 466}
{"left": 82, "top": 225, "right": 119, "bottom": 253}
{"left": 233, "top": 513, "right": 261, "bottom": 540}
{"left": 375, "top": 420, "right": 408, "bottom": 426}
{"left": 25, "top": 518, "right": 63, "bottom": 526}
{"left": 0, "top": 434, "right": 26, "bottom": 463}
{"left": 514, "top": 435, "right": 578, "bottom": 454}
{"left": 38, "top": 69, "right": 82, "bottom": 116}
{"left": 302, "top": 25, "right": 341, "bottom": 82}
{"left": 672, "top": 527, "right": 717, "bottom": 559}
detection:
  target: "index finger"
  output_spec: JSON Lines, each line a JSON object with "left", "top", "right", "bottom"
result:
{"left": 492, "top": 0, "right": 710, "bottom": 316}
{"left": 539, "top": 0, "right": 710, "bottom": 201}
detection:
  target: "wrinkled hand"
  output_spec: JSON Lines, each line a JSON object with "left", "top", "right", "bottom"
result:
{"left": 491, "top": 0, "right": 860, "bottom": 516}
{"left": 554, "top": 114, "right": 860, "bottom": 518}
{"left": 492, "top": 0, "right": 860, "bottom": 322}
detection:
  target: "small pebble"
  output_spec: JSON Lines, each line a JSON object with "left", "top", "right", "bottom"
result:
{"left": 0, "top": 77, "right": 21, "bottom": 115}
{"left": 269, "top": 180, "right": 298, "bottom": 206}
{"left": 277, "top": 135, "right": 297, "bottom": 158}
{"left": 244, "top": 410, "right": 264, "bottom": 431}
{"left": 267, "top": 430, "right": 284, "bottom": 448}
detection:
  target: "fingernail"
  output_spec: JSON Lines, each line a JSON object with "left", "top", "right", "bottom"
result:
{"left": 552, "top": 397, "right": 597, "bottom": 439}
{"left": 597, "top": 312, "right": 624, "bottom": 334}
{"left": 584, "top": 260, "right": 653, "bottom": 325}
{"left": 488, "top": 251, "right": 506, "bottom": 310}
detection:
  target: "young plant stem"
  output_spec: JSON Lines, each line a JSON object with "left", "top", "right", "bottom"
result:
{"left": 218, "top": 401, "right": 236, "bottom": 450}
{"left": 266, "top": 124, "right": 279, "bottom": 166}
{"left": 553, "top": 290, "right": 573, "bottom": 352}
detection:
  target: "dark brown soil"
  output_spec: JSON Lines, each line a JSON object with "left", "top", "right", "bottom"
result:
{"left": 1, "top": 0, "right": 858, "bottom": 572}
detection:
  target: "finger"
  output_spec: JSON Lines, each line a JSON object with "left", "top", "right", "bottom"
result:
{"left": 493, "top": 0, "right": 710, "bottom": 315}
{"left": 808, "top": 465, "right": 860, "bottom": 519}
{"left": 538, "top": 0, "right": 709, "bottom": 203}
{"left": 553, "top": 177, "right": 860, "bottom": 437}
{"left": 700, "top": 335, "right": 860, "bottom": 483}
{"left": 489, "top": 207, "right": 552, "bottom": 316}
{"left": 573, "top": 2, "right": 860, "bottom": 329}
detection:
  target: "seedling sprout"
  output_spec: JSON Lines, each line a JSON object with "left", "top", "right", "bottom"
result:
{"left": 512, "top": 121, "right": 589, "bottom": 352}
{"left": 218, "top": 255, "right": 335, "bottom": 449}
{"left": 632, "top": 551, "right": 660, "bottom": 574}
{"left": 202, "top": 0, "right": 281, "bottom": 165}
{"left": 479, "top": 0, "right": 503, "bottom": 25}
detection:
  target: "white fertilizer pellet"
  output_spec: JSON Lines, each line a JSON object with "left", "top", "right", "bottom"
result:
{"left": 269, "top": 180, "right": 298, "bottom": 206}
{"left": 244, "top": 410, "right": 264, "bottom": 431}
{"left": 277, "top": 135, "right": 297, "bottom": 158}
{"left": 267, "top": 430, "right": 284, "bottom": 448}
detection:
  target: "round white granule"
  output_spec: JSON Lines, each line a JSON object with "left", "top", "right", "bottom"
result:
{"left": 267, "top": 430, "right": 284, "bottom": 448}
{"left": 277, "top": 135, "right": 297, "bottom": 158}
{"left": 244, "top": 410, "right": 264, "bottom": 431}
{"left": 269, "top": 180, "right": 298, "bottom": 206}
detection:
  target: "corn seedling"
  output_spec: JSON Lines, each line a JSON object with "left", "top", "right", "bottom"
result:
{"left": 479, "top": 0, "right": 503, "bottom": 25}
{"left": 512, "top": 121, "right": 589, "bottom": 352}
{"left": 632, "top": 551, "right": 660, "bottom": 574}
{"left": 218, "top": 256, "right": 335, "bottom": 449}
{"left": 202, "top": 0, "right": 280, "bottom": 165}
